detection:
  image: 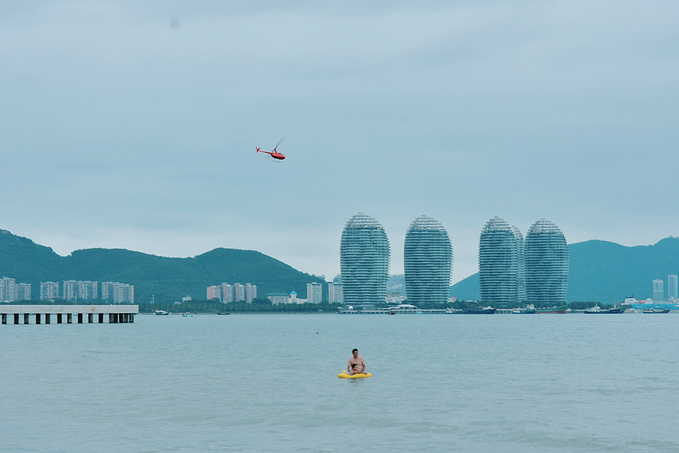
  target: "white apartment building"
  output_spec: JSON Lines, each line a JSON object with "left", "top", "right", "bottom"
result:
{"left": 62, "top": 280, "right": 78, "bottom": 301}
{"left": 653, "top": 279, "right": 664, "bottom": 302}
{"left": 0, "top": 277, "right": 16, "bottom": 302}
{"left": 102, "top": 282, "right": 135, "bottom": 304}
{"left": 668, "top": 275, "right": 678, "bottom": 301}
{"left": 307, "top": 282, "right": 323, "bottom": 304}
{"left": 221, "top": 283, "right": 234, "bottom": 303}
{"left": 332, "top": 282, "right": 343, "bottom": 304}
{"left": 207, "top": 282, "right": 256, "bottom": 303}
{"left": 0, "top": 278, "right": 31, "bottom": 302}
{"left": 41, "top": 282, "right": 60, "bottom": 301}
{"left": 328, "top": 282, "right": 335, "bottom": 303}
{"left": 245, "top": 283, "right": 257, "bottom": 303}
{"left": 234, "top": 283, "right": 245, "bottom": 302}
{"left": 16, "top": 283, "right": 31, "bottom": 301}
{"left": 78, "top": 281, "right": 98, "bottom": 301}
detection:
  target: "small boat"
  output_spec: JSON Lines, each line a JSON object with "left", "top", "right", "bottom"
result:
{"left": 182, "top": 313, "right": 194, "bottom": 317}
{"left": 584, "top": 305, "right": 623, "bottom": 314}
{"left": 642, "top": 308, "right": 670, "bottom": 314}
{"left": 154, "top": 310, "right": 169, "bottom": 316}
{"left": 217, "top": 312, "right": 231, "bottom": 315}
{"left": 388, "top": 311, "right": 396, "bottom": 315}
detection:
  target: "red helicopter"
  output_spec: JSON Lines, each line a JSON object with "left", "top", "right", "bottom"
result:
{"left": 256, "top": 138, "right": 286, "bottom": 160}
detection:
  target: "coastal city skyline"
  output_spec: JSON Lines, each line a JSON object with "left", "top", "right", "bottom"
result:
{"left": 3, "top": 222, "right": 677, "bottom": 305}
{"left": 2, "top": 2, "right": 678, "bottom": 286}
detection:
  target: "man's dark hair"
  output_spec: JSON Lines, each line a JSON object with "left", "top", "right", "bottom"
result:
{"left": 352, "top": 348, "right": 358, "bottom": 353}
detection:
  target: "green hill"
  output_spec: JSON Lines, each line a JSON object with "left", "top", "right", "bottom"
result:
{"left": 449, "top": 273, "right": 479, "bottom": 301}
{"left": 0, "top": 229, "right": 324, "bottom": 303}
{"left": 450, "top": 237, "right": 679, "bottom": 304}
{"left": 567, "top": 237, "right": 679, "bottom": 303}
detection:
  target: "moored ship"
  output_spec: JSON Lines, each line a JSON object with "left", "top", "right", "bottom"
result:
{"left": 584, "top": 305, "right": 623, "bottom": 314}
{"left": 512, "top": 304, "right": 536, "bottom": 314}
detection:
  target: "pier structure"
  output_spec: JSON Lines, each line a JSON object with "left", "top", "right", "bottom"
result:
{"left": 0, "top": 305, "right": 139, "bottom": 325}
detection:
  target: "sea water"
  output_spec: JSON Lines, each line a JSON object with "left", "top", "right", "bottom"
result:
{"left": 1, "top": 313, "right": 678, "bottom": 452}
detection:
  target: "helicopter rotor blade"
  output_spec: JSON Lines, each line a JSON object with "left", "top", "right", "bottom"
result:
{"left": 273, "top": 137, "right": 286, "bottom": 151}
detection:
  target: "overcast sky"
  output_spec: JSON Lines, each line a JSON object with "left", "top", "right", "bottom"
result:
{"left": 2, "top": 1, "right": 678, "bottom": 285}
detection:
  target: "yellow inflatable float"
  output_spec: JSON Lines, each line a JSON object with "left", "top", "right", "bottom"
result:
{"left": 337, "top": 370, "right": 372, "bottom": 379}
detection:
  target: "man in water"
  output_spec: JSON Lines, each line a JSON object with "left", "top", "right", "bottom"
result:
{"left": 347, "top": 348, "right": 366, "bottom": 375}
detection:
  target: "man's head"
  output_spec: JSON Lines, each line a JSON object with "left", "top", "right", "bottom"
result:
{"left": 352, "top": 348, "right": 358, "bottom": 357}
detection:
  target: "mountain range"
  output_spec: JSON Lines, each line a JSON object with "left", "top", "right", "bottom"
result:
{"left": 2, "top": 229, "right": 678, "bottom": 305}
{"left": 0, "top": 229, "right": 324, "bottom": 303}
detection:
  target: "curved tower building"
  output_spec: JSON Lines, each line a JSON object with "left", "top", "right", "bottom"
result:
{"left": 524, "top": 219, "right": 569, "bottom": 306}
{"left": 479, "top": 216, "right": 519, "bottom": 307}
{"left": 404, "top": 215, "right": 453, "bottom": 305}
{"left": 340, "top": 213, "right": 390, "bottom": 306}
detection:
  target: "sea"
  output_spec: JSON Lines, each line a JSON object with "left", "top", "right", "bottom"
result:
{"left": 1, "top": 313, "right": 678, "bottom": 452}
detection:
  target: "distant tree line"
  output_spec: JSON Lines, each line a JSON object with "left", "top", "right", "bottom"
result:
{"left": 138, "top": 298, "right": 344, "bottom": 314}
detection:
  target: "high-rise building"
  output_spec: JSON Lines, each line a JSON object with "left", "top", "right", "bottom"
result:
{"left": 78, "top": 281, "right": 98, "bottom": 301}
{"left": 404, "top": 215, "right": 452, "bottom": 305}
{"left": 102, "top": 282, "right": 134, "bottom": 303}
{"left": 479, "top": 217, "right": 520, "bottom": 307}
{"left": 16, "top": 283, "right": 31, "bottom": 301}
{"left": 40, "top": 282, "right": 60, "bottom": 301}
{"left": 234, "top": 283, "right": 245, "bottom": 301}
{"left": 207, "top": 285, "right": 220, "bottom": 301}
{"left": 653, "top": 279, "right": 664, "bottom": 301}
{"left": 340, "top": 213, "right": 390, "bottom": 306}
{"left": 207, "top": 283, "right": 256, "bottom": 303}
{"left": 524, "top": 219, "right": 569, "bottom": 306}
{"left": 0, "top": 277, "right": 16, "bottom": 302}
{"left": 307, "top": 282, "right": 323, "bottom": 304}
{"left": 114, "top": 283, "right": 134, "bottom": 304}
{"left": 245, "top": 283, "right": 257, "bottom": 303}
{"left": 332, "top": 282, "right": 343, "bottom": 304}
{"left": 101, "top": 282, "right": 113, "bottom": 302}
{"left": 221, "top": 283, "right": 234, "bottom": 303}
{"left": 327, "top": 282, "right": 335, "bottom": 303}
{"left": 511, "top": 225, "right": 526, "bottom": 303}
{"left": 667, "top": 275, "right": 678, "bottom": 301}
{"left": 62, "top": 280, "right": 78, "bottom": 301}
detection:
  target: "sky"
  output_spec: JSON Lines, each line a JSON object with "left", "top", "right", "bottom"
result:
{"left": 2, "top": 1, "right": 678, "bottom": 285}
